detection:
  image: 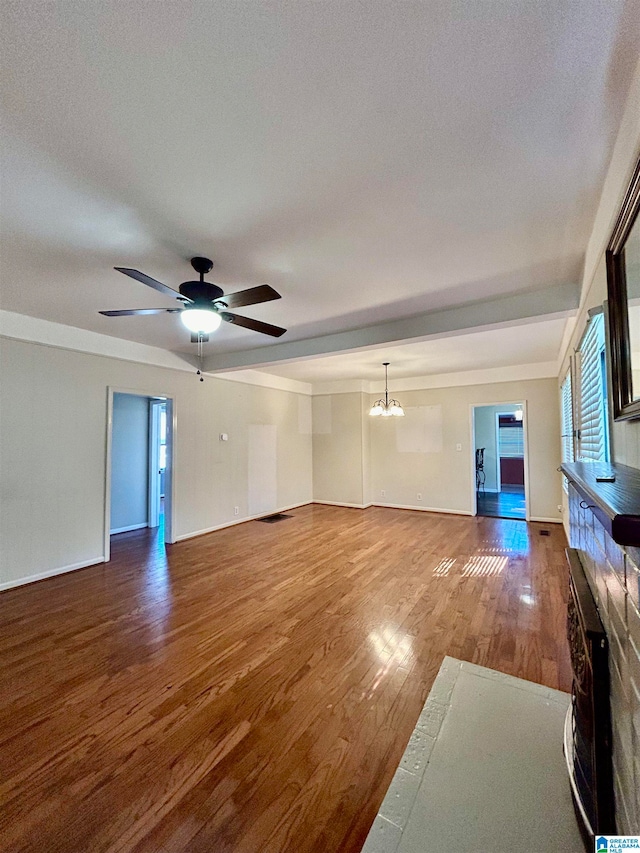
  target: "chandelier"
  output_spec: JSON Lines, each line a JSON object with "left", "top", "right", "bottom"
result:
{"left": 369, "top": 362, "right": 405, "bottom": 417}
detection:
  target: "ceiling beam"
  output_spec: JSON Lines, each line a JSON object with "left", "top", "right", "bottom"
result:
{"left": 204, "top": 281, "right": 580, "bottom": 373}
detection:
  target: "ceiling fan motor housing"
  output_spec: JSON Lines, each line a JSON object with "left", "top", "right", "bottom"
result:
{"left": 180, "top": 257, "right": 224, "bottom": 305}
{"left": 179, "top": 280, "right": 224, "bottom": 303}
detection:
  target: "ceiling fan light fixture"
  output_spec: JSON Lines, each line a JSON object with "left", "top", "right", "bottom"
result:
{"left": 180, "top": 307, "right": 222, "bottom": 334}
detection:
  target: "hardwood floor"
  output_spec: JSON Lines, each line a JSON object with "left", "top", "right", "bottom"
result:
{"left": 477, "top": 484, "right": 526, "bottom": 520}
{"left": 0, "top": 505, "right": 572, "bottom": 853}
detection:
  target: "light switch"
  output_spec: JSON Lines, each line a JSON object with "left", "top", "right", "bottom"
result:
{"left": 456, "top": 443, "right": 462, "bottom": 451}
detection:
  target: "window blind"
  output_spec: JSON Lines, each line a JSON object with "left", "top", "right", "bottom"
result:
{"left": 499, "top": 425, "right": 524, "bottom": 457}
{"left": 561, "top": 371, "right": 574, "bottom": 464}
{"left": 578, "top": 313, "right": 608, "bottom": 462}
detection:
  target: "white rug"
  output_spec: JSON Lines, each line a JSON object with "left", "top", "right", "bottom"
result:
{"left": 361, "top": 656, "right": 584, "bottom": 853}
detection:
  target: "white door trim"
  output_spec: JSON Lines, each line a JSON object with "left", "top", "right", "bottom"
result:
{"left": 148, "top": 400, "right": 162, "bottom": 529}
{"left": 494, "top": 411, "right": 502, "bottom": 493}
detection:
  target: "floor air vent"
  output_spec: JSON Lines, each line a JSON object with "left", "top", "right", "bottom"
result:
{"left": 258, "top": 513, "right": 293, "bottom": 524}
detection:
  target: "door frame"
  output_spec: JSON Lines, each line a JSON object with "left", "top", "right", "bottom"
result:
{"left": 494, "top": 411, "right": 503, "bottom": 493}
{"left": 148, "top": 399, "right": 165, "bottom": 529}
{"left": 495, "top": 410, "right": 527, "bottom": 494}
{"left": 104, "top": 386, "right": 176, "bottom": 562}
{"left": 470, "top": 401, "right": 530, "bottom": 521}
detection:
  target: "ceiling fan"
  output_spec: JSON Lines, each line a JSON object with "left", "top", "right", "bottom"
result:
{"left": 100, "top": 257, "right": 286, "bottom": 341}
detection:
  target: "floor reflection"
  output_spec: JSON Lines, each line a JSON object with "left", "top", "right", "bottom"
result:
{"left": 110, "top": 515, "right": 172, "bottom": 642}
{"left": 431, "top": 520, "right": 534, "bottom": 581}
{"left": 367, "top": 626, "right": 414, "bottom": 697}
{"left": 461, "top": 554, "right": 508, "bottom": 577}
{"left": 433, "top": 557, "right": 455, "bottom": 577}
{"left": 477, "top": 520, "right": 531, "bottom": 556}
{"left": 520, "top": 585, "right": 536, "bottom": 606}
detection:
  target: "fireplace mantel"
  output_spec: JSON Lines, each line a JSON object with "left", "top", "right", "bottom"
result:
{"left": 561, "top": 461, "right": 640, "bottom": 546}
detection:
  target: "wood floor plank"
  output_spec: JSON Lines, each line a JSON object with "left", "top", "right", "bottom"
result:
{"left": 0, "top": 505, "right": 571, "bottom": 853}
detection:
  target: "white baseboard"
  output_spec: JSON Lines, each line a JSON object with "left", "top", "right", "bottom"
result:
{"left": 373, "top": 502, "right": 473, "bottom": 516}
{"left": 0, "top": 556, "right": 106, "bottom": 592}
{"left": 312, "top": 500, "right": 373, "bottom": 509}
{"left": 110, "top": 522, "right": 147, "bottom": 535}
{"left": 175, "top": 501, "right": 313, "bottom": 542}
{"left": 529, "top": 516, "right": 562, "bottom": 524}
{"left": 0, "top": 504, "right": 563, "bottom": 592}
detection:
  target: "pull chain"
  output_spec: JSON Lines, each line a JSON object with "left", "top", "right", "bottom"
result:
{"left": 196, "top": 333, "right": 204, "bottom": 382}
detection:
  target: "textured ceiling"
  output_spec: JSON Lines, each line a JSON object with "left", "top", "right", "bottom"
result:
{"left": 1, "top": 0, "right": 639, "bottom": 373}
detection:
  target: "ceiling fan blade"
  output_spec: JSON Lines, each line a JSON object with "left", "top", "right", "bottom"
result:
{"left": 114, "top": 267, "right": 187, "bottom": 300}
{"left": 220, "top": 312, "right": 286, "bottom": 337}
{"left": 99, "top": 308, "right": 182, "bottom": 316}
{"left": 213, "top": 284, "right": 281, "bottom": 310}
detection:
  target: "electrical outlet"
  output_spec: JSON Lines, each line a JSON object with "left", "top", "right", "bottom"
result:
{"left": 557, "top": 504, "right": 562, "bottom": 512}
{"left": 456, "top": 443, "right": 462, "bottom": 451}
{"left": 381, "top": 490, "right": 386, "bottom": 498}
{"left": 234, "top": 506, "right": 239, "bottom": 516}
{"left": 417, "top": 493, "right": 422, "bottom": 501}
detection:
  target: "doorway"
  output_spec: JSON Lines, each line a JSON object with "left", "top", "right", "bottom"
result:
{"left": 472, "top": 402, "right": 528, "bottom": 520}
{"left": 105, "top": 389, "right": 175, "bottom": 562}
{"left": 148, "top": 399, "right": 167, "bottom": 531}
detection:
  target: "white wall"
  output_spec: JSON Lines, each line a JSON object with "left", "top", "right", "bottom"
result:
{"left": 310, "top": 379, "right": 560, "bottom": 521}
{"left": 312, "top": 392, "right": 368, "bottom": 506}
{"left": 110, "top": 393, "right": 149, "bottom": 533}
{"left": 361, "top": 392, "right": 372, "bottom": 506}
{"left": 369, "top": 380, "right": 560, "bottom": 521}
{"left": 0, "top": 337, "right": 313, "bottom": 589}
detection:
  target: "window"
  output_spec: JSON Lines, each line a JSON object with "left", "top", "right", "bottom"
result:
{"left": 560, "top": 369, "right": 574, "bottom": 465}
{"left": 577, "top": 313, "right": 610, "bottom": 462}
{"left": 498, "top": 415, "right": 524, "bottom": 457}
{"left": 560, "top": 368, "right": 574, "bottom": 492}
